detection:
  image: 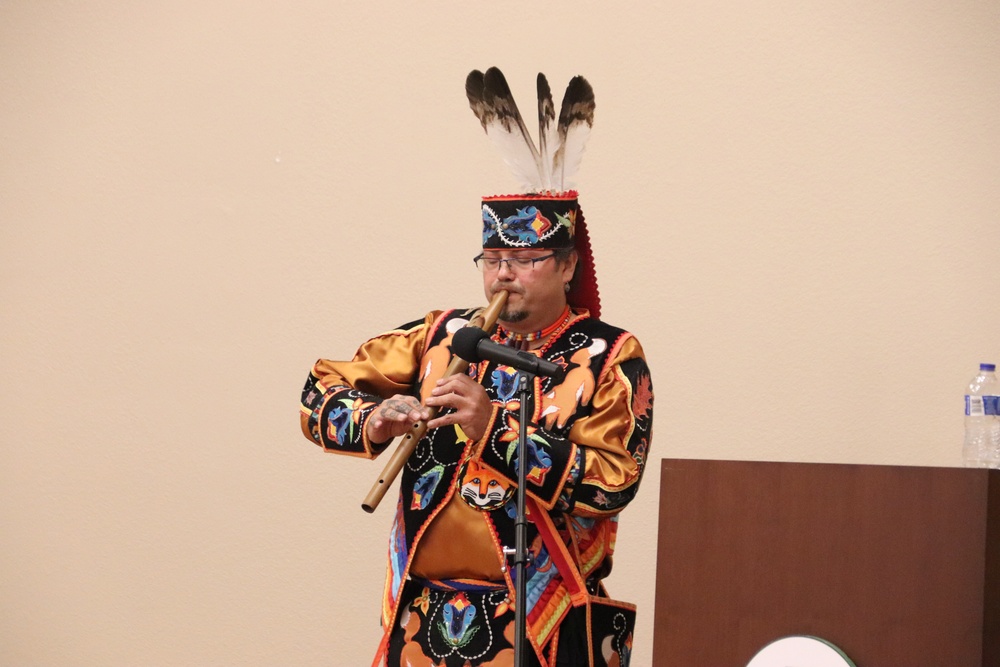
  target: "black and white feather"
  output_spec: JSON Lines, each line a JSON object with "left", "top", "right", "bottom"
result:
{"left": 467, "top": 68, "right": 594, "bottom": 193}
{"left": 536, "top": 73, "right": 560, "bottom": 191}
{"left": 553, "top": 75, "right": 595, "bottom": 191}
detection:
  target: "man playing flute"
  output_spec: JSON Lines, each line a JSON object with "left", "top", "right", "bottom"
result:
{"left": 298, "top": 68, "right": 653, "bottom": 667}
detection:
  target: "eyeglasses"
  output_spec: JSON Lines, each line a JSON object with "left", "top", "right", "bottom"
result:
{"left": 472, "top": 252, "right": 557, "bottom": 272}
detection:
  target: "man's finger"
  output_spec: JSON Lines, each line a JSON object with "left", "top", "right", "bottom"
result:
{"left": 426, "top": 413, "right": 453, "bottom": 430}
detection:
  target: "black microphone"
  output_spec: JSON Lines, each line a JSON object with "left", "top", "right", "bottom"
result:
{"left": 452, "top": 327, "right": 565, "bottom": 381}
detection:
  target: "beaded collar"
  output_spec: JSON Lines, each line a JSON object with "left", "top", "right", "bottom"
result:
{"left": 498, "top": 305, "right": 573, "bottom": 348}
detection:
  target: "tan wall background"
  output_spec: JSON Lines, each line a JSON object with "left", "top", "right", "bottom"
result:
{"left": 2, "top": 2, "right": 998, "bottom": 665}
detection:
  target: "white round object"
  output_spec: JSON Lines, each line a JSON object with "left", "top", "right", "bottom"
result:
{"left": 746, "top": 635, "right": 855, "bottom": 667}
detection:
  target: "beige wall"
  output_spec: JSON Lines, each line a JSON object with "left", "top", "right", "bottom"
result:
{"left": 2, "top": 1, "right": 998, "bottom": 665}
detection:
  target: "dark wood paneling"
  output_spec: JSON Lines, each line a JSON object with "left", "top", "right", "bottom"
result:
{"left": 653, "top": 459, "right": 999, "bottom": 667}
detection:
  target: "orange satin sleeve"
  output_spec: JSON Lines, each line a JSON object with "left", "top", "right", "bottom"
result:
{"left": 566, "top": 337, "right": 646, "bottom": 505}
{"left": 300, "top": 312, "right": 445, "bottom": 457}
{"left": 311, "top": 312, "right": 442, "bottom": 397}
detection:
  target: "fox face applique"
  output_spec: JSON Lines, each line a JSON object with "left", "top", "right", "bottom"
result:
{"left": 457, "top": 458, "right": 514, "bottom": 512}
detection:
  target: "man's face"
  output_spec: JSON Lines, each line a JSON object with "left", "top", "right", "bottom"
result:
{"left": 481, "top": 248, "right": 577, "bottom": 333}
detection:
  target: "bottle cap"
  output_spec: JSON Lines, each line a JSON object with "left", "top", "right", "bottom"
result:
{"left": 980, "top": 363, "right": 996, "bottom": 372}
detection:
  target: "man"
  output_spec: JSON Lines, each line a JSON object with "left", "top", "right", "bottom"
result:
{"left": 299, "top": 70, "right": 652, "bottom": 667}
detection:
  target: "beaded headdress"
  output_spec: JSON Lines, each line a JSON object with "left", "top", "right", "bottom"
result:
{"left": 466, "top": 68, "right": 601, "bottom": 319}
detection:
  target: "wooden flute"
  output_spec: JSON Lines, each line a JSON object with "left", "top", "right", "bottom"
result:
{"left": 361, "top": 290, "right": 509, "bottom": 513}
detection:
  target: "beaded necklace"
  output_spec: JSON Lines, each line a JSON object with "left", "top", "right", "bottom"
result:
{"left": 499, "top": 305, "right": 573, "bottom": 349}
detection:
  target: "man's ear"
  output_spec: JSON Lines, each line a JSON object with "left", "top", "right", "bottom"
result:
{"left": 561, "top": 250, "right": 579, "bottom": 283}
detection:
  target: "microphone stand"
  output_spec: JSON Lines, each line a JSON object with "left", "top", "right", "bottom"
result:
{"left": 511, "top": 370, "right": 534, "bottom": 667}
{"left": 450, "top": 328, "right": 564, "bottom": 665}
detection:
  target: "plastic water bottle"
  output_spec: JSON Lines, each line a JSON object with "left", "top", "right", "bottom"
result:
{"left": 963, "top": 363, "right": 1000, "bottom": 468}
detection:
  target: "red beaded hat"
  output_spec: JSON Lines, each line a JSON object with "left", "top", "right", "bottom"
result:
{"left": 466, "top": 68, "right": 601, "bottom": 319}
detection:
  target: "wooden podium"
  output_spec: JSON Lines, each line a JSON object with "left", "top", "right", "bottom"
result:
{"left": 652, "top": 459, "right": 1000, "bottom": 666}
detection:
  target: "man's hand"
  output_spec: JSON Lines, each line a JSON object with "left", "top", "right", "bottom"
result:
{"left": 424, "top": 374, "right": 493, "bottom": 442}
{"left": 366, "top": 395, "right": 430, "bottom": 444}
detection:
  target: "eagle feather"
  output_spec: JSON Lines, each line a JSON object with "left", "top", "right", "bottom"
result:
{"left": 466, "top": 68, "right": 595, "bottom": 193}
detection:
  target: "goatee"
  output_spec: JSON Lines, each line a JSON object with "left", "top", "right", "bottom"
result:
{"left": 500, "top": 308, "right": 528, "bottom": 323}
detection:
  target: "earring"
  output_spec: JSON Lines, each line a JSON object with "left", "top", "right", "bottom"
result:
{"left": 564, "top": 283, "right": 571, "bottom": 293}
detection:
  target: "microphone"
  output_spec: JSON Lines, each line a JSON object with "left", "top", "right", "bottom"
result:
{"left": 452, "top": 327, "right": 565, "bottom": 381}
